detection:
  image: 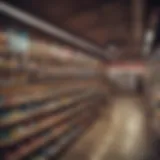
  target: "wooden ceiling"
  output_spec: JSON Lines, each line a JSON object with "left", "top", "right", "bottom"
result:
{"left": 2, "top": 0, "right": 157, "bottom": 59}
{"left": 4, "top": 0, "right": 131, "bottom": 46}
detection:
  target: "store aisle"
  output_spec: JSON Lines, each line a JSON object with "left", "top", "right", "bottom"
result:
{"left": 61, "top": 96, "right": 152, "bottom": 160}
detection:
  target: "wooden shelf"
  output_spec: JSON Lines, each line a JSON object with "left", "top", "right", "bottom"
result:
{"left": 1, "top": 82, "right": 99, "bottom": 108}
{"left": 0, "top": 96, "right": 101, "bottom": 147}
{"left": 5, "top": 124, "right": 70, "bottom": 160}
{"left": 40, "top": 116, "right": 96, "bottom": 160}
{"left": 5, "top": 110, "right": 94, "bottom": 160}
{"left": 0, "top": 80, "right": 98, "bottom": 95}
{"left": 0, "top": 90, "right": 99, "bottom": 127}
{"left": 3, "top": 99, "right": 101, "bottom": 160}
{"left": 0, "top": 111, "right": 72, "bottom": 147}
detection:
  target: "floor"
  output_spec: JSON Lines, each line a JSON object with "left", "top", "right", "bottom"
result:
{"left": 60, "top": 95, "right": 159, "bottom": 160}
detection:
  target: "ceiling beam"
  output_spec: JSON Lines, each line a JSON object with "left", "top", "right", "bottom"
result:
{"left": 131, "top": 0, "right": 144, "bottom": 55}
{"left": 0, "top": 2, "right": 109, "bottom": 60}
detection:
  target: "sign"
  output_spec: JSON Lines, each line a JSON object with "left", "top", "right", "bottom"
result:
{"left": 7, "top": 29, "right": 30, "bottom": 54}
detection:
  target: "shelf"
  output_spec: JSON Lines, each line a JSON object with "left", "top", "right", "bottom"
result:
{"left": 0, "top": 60, "right": 99, "bottom": 74}
{"left": 1, "top": 83, "right": 57, "bottom": 95}
{"left": 0, "top": 90, "right": 99, "bottom": 127}
{"left": 0, "top": 60, "right": 20, "bottom": 71}
{"left": 37, "top": 105, "right": 99, "bottom": 160}
{"left": 45, "top": 127, "right": 82, "bottom": 159}
{"left": 5, "top": 123, "right": 70, "bottom": 160}
{"left": 0, "top": 80, "right": 98, "bottom": 95}
{"left": 0, "top": 95, "right": 101, "bottom": 147}
{"left": 5, "top": 110, "right": 94, "bottom": 160}
{"left": 0, "top": 111, "right": 72, "bottom": 147}
{"left": 0, "top": 49, "right": 9, "bottom": 57}
{"left": 39, "top": 116, "right": 96, "bottom": 160}
{"left": 1, "top": 82, "right": 99, "bottom": 108}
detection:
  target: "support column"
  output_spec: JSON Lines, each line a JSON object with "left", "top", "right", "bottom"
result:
{"left": 132, "top": 0, "right": 145, "bottom": 55}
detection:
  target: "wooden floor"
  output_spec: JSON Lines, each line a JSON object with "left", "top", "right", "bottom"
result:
{"left": 60, "top": 95, "right": 160, "bottom": 160}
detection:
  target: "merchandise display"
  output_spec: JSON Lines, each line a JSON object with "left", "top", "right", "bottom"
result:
{"left": 0, "top": 26, "right": 107, "bottom": 160}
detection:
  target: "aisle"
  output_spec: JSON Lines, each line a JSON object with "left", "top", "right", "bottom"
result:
{"left": 60, "top": 96, "right": 151, "bottom": 160}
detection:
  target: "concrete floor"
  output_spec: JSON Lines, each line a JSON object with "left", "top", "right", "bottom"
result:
{"left": 60, "top": 95, "right": 159, "bottom": 160}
